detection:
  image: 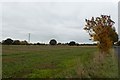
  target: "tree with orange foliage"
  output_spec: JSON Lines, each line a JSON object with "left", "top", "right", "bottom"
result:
{"left": 84, "top": 15, "right": 118, "bottom": 54}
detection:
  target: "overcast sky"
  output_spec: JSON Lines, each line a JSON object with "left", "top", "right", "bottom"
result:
{"left": 1, "top": 1, "right": 119, "bottom": 44}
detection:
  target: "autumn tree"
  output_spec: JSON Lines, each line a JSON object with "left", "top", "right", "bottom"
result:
{"left": 84, "top": 15, "right": 118, "bottom": 54}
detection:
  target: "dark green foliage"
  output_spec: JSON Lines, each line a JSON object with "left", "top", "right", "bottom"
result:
{"left": 68, "top": 41, "right": 76, "bottom": 46}
{"left": 20, "top": 40, "right": 28, "bottom": 45}
{"left": 2, "top": 38, "right": 29, "bottom": 45}
{"left": 57, "top": 43, "right": 62, "bottom": 45}
{"left": 49, "top": 39, "right": 57, "bottom": 45}
{"left": 13, "top": 40, "right": 21, "bottom": 45}
{"left": 36, "top": 42, "right": 41, "bottom": 45}
{"left": 116, "top": 41, "right": 120, "bottom": 46}
{"left": 2, "top": 38, "right": 13, "bottom": 45}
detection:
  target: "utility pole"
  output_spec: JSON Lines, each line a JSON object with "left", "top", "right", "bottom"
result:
{"left": 28, "top": 33, "right": 30, "bottom": 43}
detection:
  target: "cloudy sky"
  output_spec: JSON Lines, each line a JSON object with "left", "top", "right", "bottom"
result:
{"left": 1, "top": 0, "right": 119, "bottom": 44}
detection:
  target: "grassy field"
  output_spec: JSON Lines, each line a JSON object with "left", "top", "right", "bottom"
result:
{"left": 2, "top": 45, "right": 119, "bottom": 78}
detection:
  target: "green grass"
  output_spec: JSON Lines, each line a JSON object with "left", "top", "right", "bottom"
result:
{"left": 2, "top": 45, "right": 119, "bottom": 78}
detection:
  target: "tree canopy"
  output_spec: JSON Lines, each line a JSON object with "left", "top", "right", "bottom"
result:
{"left": 68, "top": 41, "right": 76, "bottom": 46}
{"left": 84, "top": 15, "right": 118, "bottom": 53}
{"left": 2, "top": 38, "right": 13, "bottom": 45}
{"left": 49, "top": 39, "right": 57, "bottom": 45}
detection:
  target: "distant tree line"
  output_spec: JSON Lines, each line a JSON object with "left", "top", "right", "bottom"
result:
{"left": 2, "top": 38, "right": 119, "bottom": 46}
{"left": 2, "top": 38, "right": 28, "bottom": 45}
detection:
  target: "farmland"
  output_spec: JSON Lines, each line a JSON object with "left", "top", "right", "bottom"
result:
{"left": 2, "top": 45, "right": 119, "bottom": 78}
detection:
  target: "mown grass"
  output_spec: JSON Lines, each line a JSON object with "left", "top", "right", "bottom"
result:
{"left": 2, "top": 45, "right": 119, "bottom": 78}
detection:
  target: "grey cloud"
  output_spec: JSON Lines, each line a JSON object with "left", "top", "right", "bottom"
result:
{"left": 2, "top": 2, "right": 118, "bottom": 43}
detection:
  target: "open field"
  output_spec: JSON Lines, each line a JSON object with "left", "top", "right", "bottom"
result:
{"left": 2, "top": 45, "right": 119, "bottom": 78}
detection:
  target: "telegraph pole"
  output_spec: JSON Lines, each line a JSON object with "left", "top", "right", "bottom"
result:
{"left": 28, "top": 33, "right": 30, "bottom": 43}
